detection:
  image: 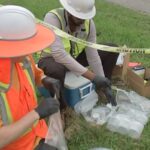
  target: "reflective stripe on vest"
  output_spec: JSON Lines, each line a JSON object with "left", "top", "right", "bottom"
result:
{"left": 22, "top": 57, "right": 37, "bottom": 102}
{"left": 0, "top": 82, "right": 9, "bottom": 91}
{"left": 0, "top": 57, "right": 37, "bottom": 125}
{"left": 41, "top": 8, "right": 90, "bottom": 58}
{"left": 0, "top": 93, "right": 13, "bottom": 124}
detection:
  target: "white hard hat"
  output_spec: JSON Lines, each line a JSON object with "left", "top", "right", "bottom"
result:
{"left": 59, "top": 0, "right": 96, "bottom": 20}
{"left": 0, "top": 5, "right": 36, "bottom": 40}
{"left": 0, "top": 5, "right": 55, "bottom": 58}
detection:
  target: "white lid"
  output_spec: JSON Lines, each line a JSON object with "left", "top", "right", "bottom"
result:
{"left": 0, "top": 5, "right": 36, "bottom": 40}
{"left": 64, "top": 72, "right": 91, "bottom": 89}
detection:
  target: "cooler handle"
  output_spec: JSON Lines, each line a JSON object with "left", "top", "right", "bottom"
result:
{"left": 79, "top": 83, "right": 93, "bottom": 99}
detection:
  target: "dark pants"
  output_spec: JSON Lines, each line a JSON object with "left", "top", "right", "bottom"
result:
{"left": 76, "top": 50, "right": 119, "bottom": 79}
{"left": 38, "top": 56, "right": 68, "bottom": 110}
{"left": 38, "top": 45, "right": 119, "bottom": 109}
{"left": 35, "top": 139, "right": 57, "bottom": 150}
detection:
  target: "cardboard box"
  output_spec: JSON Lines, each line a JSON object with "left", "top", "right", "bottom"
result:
{"left": 112, "top": 53, "right": 130, "bottom": 82}
{"left": 127, "top": 68, "right": 150, "bottom": 97}
{"left": 112, "top": 53, "right": 150, "bottom": 97}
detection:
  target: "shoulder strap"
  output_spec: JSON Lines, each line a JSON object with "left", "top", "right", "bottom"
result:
{"left": 49, "top": 8, "right": 65, "bottom": 30}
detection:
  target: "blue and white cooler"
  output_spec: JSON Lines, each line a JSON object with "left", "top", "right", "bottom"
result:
{"left": 64, "top": 72, "right": 94, "bottom": 107}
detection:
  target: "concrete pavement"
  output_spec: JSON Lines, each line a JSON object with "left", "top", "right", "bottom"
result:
{"left": 106, "top": 0, "right": 150, "bottom": 14}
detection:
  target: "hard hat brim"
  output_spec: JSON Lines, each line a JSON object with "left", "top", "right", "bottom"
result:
{"left": 0, "top": 24, "right": 55, "bottom": 58}
{"left": 60, "top": 0, "right": 96, "bottom": 20}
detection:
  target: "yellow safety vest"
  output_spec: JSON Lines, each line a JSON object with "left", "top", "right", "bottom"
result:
{"left": 41, "top": 8, "right": 90, "bottom": 58}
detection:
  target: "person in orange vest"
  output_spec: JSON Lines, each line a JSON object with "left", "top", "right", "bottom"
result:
{"left": 0, "top": 5, "right": 59, "bottom": 150}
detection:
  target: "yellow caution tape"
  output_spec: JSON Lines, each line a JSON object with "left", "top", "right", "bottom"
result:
{"left": 0, "top": 3, "right": 149, "bottom": 54}
{"left": 37, "top": 19, "right": 150, "bottom": 54}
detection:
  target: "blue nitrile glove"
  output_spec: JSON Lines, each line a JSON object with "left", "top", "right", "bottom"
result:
{"left": 35, "top": 97, "right": 59, "bottom": 119}
{"left": 42, "top": 76, "right": 60, "bottom": 99}
{"left": 92, "top": 75, "right": 117, "bottom": 106}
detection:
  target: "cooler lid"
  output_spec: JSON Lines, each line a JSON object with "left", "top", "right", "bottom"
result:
{"left": 64, "top": 72, "right": 91, "bottom": 89}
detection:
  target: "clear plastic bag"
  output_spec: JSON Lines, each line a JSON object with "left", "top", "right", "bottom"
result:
{"left": 45, "top": 111, "right": 68, "bottom": 150}
{"left": 116, "top": 89, "right": 131, "bottom": 105}
{"left": 106, "top": 89, "right": 150, "bottom": 139}
{"left": 81, "top": 105, "right": 117, "bottom": 125}
{"left": 74, "top": 91, "right": 98, "bottom": 114}
{"left": 82, "top": 111, "right": 95, "bottom": 123}
{"left": 129, "top": 91, "right": 150, "bottom": 117}
{"left": 107, "top": 113, "right": 144, "bottom": 139}
{"left": 91, "top": 106, "right": 112, "bottom": 125}
{"left": 118, "top": 105, "right": 148, "bottom": 125}
{"left": 74, "top": 90, "right": 117, "bottom": 125}
{"left": 116, "top": 89, "right": 150, "bottom": 117}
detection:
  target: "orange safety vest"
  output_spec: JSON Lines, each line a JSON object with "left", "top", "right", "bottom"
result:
{"left": 0, "top": 57, "right": 48, "bottom": 150}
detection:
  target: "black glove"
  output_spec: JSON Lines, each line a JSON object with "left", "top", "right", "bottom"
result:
{"left": 35, "top": 97, "right": 59, "bottom": 119}
{"left": 42, "top": 76, "right": 67, "bottom": 110}
{"left": 92, "top": 75, "right": 111, "bottom": 90}
{"left": 42, "top": 77, "right": 60, "bottom": 99}
{"left": 92, "top": 75, "right": 117, "bottom": 106}
{"left": 103, "top": 87, "right": 117, "bottom": 106}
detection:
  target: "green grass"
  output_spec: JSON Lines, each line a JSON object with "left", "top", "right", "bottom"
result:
{"left": 0, "top": 0, "right": 60, "bottom": 19}
{"left": 95, "top": 1, "right": 150, "bottom": 48}
{"left": 0, "top": 0, "right": 150, "bottom": 149}
{"left": 94, "top": 1, "right": 150, "bottom": 67}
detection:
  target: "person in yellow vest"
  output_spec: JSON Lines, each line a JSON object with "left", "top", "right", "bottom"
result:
{"left": 38, "top": 0, "right": 117, "bottom": 108}
{"left": 0, "top": 5, "right": 59, "bottom": 150}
